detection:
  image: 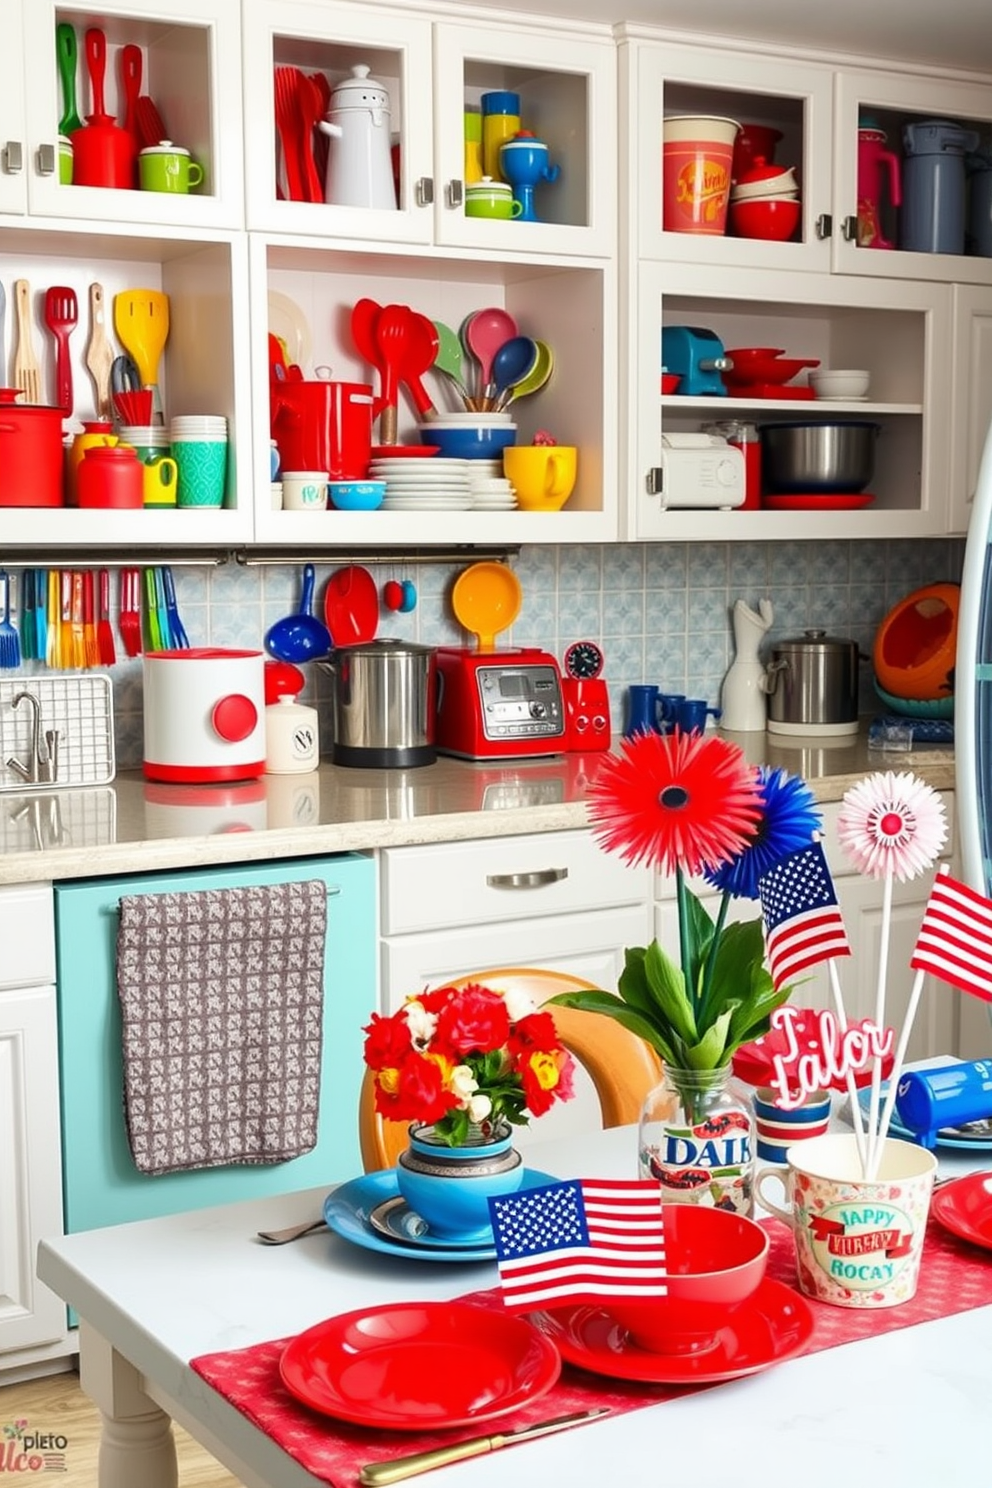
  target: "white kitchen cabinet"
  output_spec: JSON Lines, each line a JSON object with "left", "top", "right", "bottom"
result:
{"left": 5, "top": 0, "right": 243, "bottom": 231}
{"left": 378, "top": 829, "right": 652, "bottom": 1152}
{"left": 621, "top": 37, "right": 835, "bottom": 274}
{"left": 0, "top": 229, "right": 255, "bottom": 548}
{"left": 833, "top": 68, "right": 992, "bottom": 286}
{"left": 624, "top": 259, "right": 953, "bottom": 541}
{"left": 249, "top": 236, "right": 618, "bottom": 544}
{"left": 620, "top": 30, "right": 992, "bottom": 288}
{"left": 242, "top": 0, "right": 616, "bottom": 259}
{"left": 0, "top": 885, "right": 68, "bottom": 1365}
{"left": 948, "top": 284, "right": 992, "bottom": 535}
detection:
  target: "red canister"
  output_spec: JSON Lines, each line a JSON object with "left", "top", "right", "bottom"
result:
{"left": 0, "top": 392, "right": 65, "bottom": 507}
{"left": 77, "top": 443, "right": 144, "bottom": 508}
{"left": 270, "top": 380, "right": 374, "bottom": 480}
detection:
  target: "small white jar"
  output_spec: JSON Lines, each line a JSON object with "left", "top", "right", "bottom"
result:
{"left": 265, "top": 695, "right": 320, "bottom": 774}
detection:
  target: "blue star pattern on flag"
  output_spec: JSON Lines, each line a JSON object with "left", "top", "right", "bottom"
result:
{"left": 488, "top": 1178, "right": 667, "bottom": 1311}
{"left": 758, "top": 840, "right": 851, "bottom": 992}
{"left": 910, "top": 864, "right": 992, "bottom": 1003}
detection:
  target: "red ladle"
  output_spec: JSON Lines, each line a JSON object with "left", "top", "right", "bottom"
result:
{"left": 373, "top": 304, "right": 410, "bottom": 445}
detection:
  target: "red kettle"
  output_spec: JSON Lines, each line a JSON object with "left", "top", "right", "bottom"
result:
{"left": 857, "top": 127, "right": 901, "bottom": 249}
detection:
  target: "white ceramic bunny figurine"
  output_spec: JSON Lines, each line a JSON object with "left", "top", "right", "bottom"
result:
{"left": 721, "top": 597, "right": 774, "bottom": 731}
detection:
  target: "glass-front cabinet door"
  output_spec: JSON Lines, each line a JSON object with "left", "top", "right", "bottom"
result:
{"left": 624, "top": 38, "right": 835, "bottom": 273}
{"left": 0, "top": 4, "right": 27, "bottom": 220}
{"left": 833, "top": 69, "right": 992, "bottom": 285}
{"left": 20, "top": 0, "right": 244, "bottom": 229}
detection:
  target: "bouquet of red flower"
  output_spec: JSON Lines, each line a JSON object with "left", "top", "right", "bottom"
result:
{"left": 362, "top": 982, "right": 576, "bottom": 1147}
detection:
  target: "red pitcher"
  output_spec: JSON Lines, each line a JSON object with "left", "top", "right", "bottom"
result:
{"left": 270, "top": 380, "right": 374, "bottom": 481}
{"left": 857, "top": 127, "right": 901, "bottom": 249}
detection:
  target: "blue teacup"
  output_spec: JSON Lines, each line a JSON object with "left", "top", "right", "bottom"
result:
{"left": 672, "top": 698, "right": 722, "bottom": 735}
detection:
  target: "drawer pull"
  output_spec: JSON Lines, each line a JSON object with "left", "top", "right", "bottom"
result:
{"left": 486, "top": 867, "right": 568, "bottom": 890}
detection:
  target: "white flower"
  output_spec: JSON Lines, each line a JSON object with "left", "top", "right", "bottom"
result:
{"left": 467, "top": 1093, "right": 493, "bottom": 1123}
{"left": 403, "top": 999, "right": 438, "bottom": 1049}
{"left": 449, "top": 1064, "right": 479, "bottom": 1100}
{"left": 837, "top": 771, "right": 947, "bottom": 881}
{"left": 503, "top": 986, "right": 537, "bottom": 1023}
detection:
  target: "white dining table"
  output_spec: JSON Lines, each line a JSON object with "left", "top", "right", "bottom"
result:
{"left": 37, "top": 1121, "right": 992, "bottom": 1488}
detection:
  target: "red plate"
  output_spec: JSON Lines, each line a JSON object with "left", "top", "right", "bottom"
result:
{"left": 930, "top": 1172, "right": 992, "bottom": 1251}
{"left": 531, "top": 1278, "right": 813, "bottom": 1385}
{"left": 371, "top": 444, "right": 440, "bottom": 458}
{"left": 762, "top": 493, "right": 875, "bottom": 511}
{"left": 279, "top": 1301, "right": 560, "bottom": 1429}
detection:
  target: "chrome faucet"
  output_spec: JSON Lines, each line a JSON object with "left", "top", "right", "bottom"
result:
{"left": 5, "top": 690, "right": 59, "bottom": 785}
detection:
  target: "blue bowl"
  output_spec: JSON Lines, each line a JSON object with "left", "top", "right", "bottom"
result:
{"left": 421, "top": 425, "right": 517, "bottom": 459}
{"left": 328, "top": 479, "right": 386, "bottom": 511}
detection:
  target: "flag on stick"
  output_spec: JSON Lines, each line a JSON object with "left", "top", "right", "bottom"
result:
{"left": 488, "top": 1179, "right": 667, "bottom": 1312}
{"left": 758, "top": 840, "right": 851, "bottom": 992}
{"left": 909, "top": 864, "right": 992, "bottom": 1003}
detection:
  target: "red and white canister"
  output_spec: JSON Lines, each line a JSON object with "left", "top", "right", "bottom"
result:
{"left": 142, "top": 648, "right": 266, "bottom": 784}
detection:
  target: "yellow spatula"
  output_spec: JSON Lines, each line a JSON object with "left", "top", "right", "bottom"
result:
{"left": 113, "top": 288, "right": 170, "bottom": 389}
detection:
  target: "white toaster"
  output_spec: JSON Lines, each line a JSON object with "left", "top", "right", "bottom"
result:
{"left": 650, "top": 433, "right": 746, "bottom": 509}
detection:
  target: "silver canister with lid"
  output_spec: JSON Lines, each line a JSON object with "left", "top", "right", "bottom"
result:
{"left": 761, "top": 629, "right": 861, "bottom": 737}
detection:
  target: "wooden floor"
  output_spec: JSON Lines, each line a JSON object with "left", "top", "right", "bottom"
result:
{"left": 0, "top": 1368, "right": 243, "bottom": 1486}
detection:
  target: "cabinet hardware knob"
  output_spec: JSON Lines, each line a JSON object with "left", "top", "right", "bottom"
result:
{"left": 2, "top": 140, "right": 24, "bottom": 175}
{"left": 36, "top": 143, "right": 55, "bottom": 176}
{"left": 485, "top": 867, "right": 568, "bottom": 889}
{"left": 841, "top": 215, "right": 858, "bottom": 241}
{"left": 445, "top": 179, "right": 464, "bottom": 208}
{"left": 646, "top": 467, "right": 664, "bottom": 495}
{"left": 815, "top": 213, "right": 832, "bottom": 239}
{"left": 415, "top": 176, "right": 434, "bottom": 207}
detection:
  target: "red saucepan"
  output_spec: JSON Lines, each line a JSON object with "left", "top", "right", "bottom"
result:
{"left": 71, "top": 28, "right": 137, "bottom": 189}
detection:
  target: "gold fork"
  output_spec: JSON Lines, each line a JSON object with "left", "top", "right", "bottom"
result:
{"left": 13, "top": 279, "right": 42, "bottom": 404}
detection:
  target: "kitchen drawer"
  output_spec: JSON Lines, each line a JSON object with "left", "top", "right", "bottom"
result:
{"left": 380, "top": 830, "right": 650, "bottom": 935}
{"left": 0, "top": 883, "right": 54, "bottom": 989}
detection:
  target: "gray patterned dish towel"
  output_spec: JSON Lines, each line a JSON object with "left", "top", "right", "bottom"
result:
{"left": 116, "top": 880, "right": 327, "bottom": 1176}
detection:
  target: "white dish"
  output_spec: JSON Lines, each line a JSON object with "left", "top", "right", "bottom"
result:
{"left": 383, "top": 498, "right": 473, "bottom": 510}
{"left": 268, "top": 289, "right": 312, "bottom": 373}
{"left": 371, "top": 458, "right": 469, "bottom": 470}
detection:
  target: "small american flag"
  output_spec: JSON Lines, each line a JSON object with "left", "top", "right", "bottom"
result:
{"left": 488, "top": 1179, "right": 667, "bottom": 1312}
{"left": 758, "top": 840, "right": 851, "bottom": 992}
{"left": 910, "top": 865, "right": 992, "bottom": 1002}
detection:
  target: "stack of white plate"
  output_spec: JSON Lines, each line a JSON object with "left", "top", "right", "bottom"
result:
{"left": 467, "top": 458, "right": 517, "bottom": 510}
{"left": 369, "top": 457, "right": 473, "bottom": 511}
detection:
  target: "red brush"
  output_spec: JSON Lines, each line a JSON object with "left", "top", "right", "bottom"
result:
{"left": 113, "top": 388, "right": 153, "bottom": 424}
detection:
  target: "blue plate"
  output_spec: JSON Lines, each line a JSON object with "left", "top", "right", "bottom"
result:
{"left": 855, "top": 1086, "right": 992, "bottom": 1151}
{"left": 324, "top": 1167, "right": 558, "bottom": 1263}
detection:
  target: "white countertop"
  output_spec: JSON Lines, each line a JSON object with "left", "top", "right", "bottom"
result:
{"left": 0, "top": 730, "right": 955, "bottom": 886}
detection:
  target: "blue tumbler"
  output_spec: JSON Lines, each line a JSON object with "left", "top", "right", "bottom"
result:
{"left": 895, "top": 1058, "right": 992, "bottom": 1148}
{"left": 625, "top": 684, "right": 663, "bottom": 736}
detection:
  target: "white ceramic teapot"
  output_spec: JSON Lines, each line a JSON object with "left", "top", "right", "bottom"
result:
{"left": 318, "top": 64, "right": 397, "bottom": 210}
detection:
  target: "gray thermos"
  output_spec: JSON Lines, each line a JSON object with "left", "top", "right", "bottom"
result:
{"left": 901, "top": 119, "right": 980, "bottom": 254}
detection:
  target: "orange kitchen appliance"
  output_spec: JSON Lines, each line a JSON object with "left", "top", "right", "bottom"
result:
{"left": 561, "top": 640, "right": 611, "bottom": 751}
{"left": 435, "top": 562, "right": 566, "bottom": 759}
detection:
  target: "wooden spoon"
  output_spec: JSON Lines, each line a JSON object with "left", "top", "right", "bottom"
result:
{"left": 85, "top": 283, "right": 114, "bottom": 417}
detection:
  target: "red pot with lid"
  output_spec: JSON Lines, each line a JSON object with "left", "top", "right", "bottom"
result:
{"left": 142, "top": 649, "right": 267, "bottom": 784}
{"left": 270, "top": 380, "right": 374, "bottom": 480}
{"left": 0, "top": 390, "right": 65, "bottom": 507}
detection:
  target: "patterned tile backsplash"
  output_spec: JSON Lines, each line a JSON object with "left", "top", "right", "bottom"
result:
{"left": 101, "top": 537, "right": 963, "bottom": 769}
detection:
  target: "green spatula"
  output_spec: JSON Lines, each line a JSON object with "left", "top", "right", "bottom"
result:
{"left": 56, "top": 23, "right": 83, "bottom": 136}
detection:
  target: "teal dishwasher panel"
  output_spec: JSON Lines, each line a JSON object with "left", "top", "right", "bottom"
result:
{"left": 55, "top": 852, "right": 376, "bottom": 1233}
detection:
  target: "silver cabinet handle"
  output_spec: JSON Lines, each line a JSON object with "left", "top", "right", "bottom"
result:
{"left": 486, "top": 867, "right": 568, "bottom": 889}
{"left": 415, "top": 176, "right": 434, "bottom": 207}
{"left": 445, "top": 178, "right": 463, "bottom": 208}
{"left": 2, "top": 141, "right": 24, "bottom": 175}
{"left": 36, "top": 143, "right": 56, "bottom": 176}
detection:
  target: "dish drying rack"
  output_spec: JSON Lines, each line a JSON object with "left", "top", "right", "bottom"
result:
{"left": 0, "top": 675, "right": 116, "bottom": 792}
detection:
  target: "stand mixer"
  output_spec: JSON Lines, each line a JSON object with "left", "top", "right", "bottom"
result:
{"left": 498, "top": 131, "right": 560, "bottom": 222}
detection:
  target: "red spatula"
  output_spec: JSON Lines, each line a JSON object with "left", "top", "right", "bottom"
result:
{"left": 135, "top": 94, "right": 168, "bottom": 150}
{"left": 44, "top": 285, "right": 78, "bottom": 415}
{"left": 119, "top": 45, "right": 142, "bottom": 144}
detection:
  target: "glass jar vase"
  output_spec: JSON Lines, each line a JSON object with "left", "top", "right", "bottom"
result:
{"left": 638, "top": 1066, "right": 755, "bottom": 1215}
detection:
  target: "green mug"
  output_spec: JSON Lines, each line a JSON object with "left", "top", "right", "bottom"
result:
{"left": 464, "top": 177, "right": 522, "bottom": 219}
{"left": 138, "top": 141, "right": 204, "bottom": 194}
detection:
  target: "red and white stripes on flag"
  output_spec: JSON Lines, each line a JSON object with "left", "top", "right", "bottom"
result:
{"left": 488, "top": 1178, "right": 668, "bottom": 1312}
{"left": 910, "top": 864, "right": 992, "bottom": 1002}
{"left": 758, "top": 841, "right": 851, "bottom": 993}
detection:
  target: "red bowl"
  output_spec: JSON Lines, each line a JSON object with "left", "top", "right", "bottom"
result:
{"left": 729, "top": 196, "right": 802, "bottom": 242}
{"left": 595, "top": 1204, "right": 769, "bottom": 1355}
{"left": 724, "top": 347, "right": 787, "bottom": 367}
{"left": 661, "top": 372, "right": 682, "bottom": 394}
